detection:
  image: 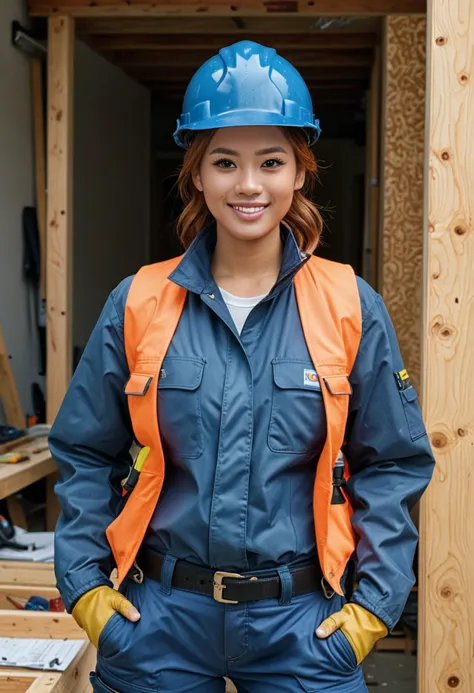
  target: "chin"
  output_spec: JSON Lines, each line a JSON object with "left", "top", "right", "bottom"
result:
{"left": 217, "top": 217, "right": 281, "bottom": 243}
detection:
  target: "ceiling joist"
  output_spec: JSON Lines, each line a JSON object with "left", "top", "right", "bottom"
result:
{"left": 29, "top": 0, "right": 426, "bottom": 18}
{"left": 107, "top": 48, "right": 373, "bottom": 68}
{"left": 86, "top": 32, "right": 377, "bottom": 51}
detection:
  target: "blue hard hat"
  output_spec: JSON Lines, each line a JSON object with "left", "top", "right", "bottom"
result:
{"left": 174, "top": 40, "right": 321, "bottom": 149}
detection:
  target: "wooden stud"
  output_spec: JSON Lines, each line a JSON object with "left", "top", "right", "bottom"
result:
{"left": 29, "top": 0, "right": 427, "bottom": 18}
{"left": 0, "top": 326, "right": 26, "bottom": 430}
{"left": 419, "top": 0, "right": 474, "bottom": 692}
{"left": 46, "top": 16, "right": 74, "bottom": 423}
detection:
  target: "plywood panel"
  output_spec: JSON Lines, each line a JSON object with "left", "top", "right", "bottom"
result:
{"left": 419, "top": 0, "right": 474, "bottom": 691}
{"left": 381, "top": 16, "right": 427, "bottom": 392}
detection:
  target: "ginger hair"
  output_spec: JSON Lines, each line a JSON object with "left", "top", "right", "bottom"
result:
{"left": 176, "top": 128, "right": 323, "bottom": 253}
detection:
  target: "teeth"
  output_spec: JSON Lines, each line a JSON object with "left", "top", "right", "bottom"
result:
{"left": 233, "top": 206, "right": 265, "bottom": 213}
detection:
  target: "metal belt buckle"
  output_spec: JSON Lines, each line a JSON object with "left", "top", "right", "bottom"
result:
{"left": 213, "top": 571, "right": 244, "bottom": 603}
{"left": 321, "top": 577, "right": 335, "bottom": 600}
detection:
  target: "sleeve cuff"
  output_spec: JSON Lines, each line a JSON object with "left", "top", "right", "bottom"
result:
{"left": 57, "top": 572, "right": 114, "bottom": 613}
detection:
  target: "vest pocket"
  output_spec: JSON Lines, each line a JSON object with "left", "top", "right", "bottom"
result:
{"left": 268, "top": 359, "right": 324, "bottom": 454}
{"left": 158, "top": 356, "right": 205, "bottom": 459}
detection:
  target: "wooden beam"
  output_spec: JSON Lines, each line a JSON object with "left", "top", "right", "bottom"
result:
{"left": 76, "top": 16, "right": 380, "bottom": 34}
{"left": 0, "top": 326, "right": 25, "bottom": 430}
{"left": 0, "top": 610, "right": 85, "bottom": 639}
{"left": 86, "top": 32, "right": 378, "bottom": 51}
{"left": 46, "top": 16, "right": 74, "bottom": 423}
{"left": 108, "top": 47, "right": 373, "bottom": 68}
{"left": 29, "top": 0, "right": 427, "bottom": 18}
{"left": 419, "top": 0, "right": 474, "bottom": 691}
{"left": 125, "top": 64, "right": 370, "bottom": 82}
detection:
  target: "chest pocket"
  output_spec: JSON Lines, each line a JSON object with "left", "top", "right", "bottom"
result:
{"left": 158, "top": 356, "right": 205, "bottom": 459}
{"left": 268, "top": 359, "right": 325, "bottom": 454}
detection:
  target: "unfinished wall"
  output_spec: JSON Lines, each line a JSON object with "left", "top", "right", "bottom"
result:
{"left": 381, "top": 16, "right": 427, "bottom": 392}
{"left": 73, "top": 40, "right": 150, "bottom": 352}
{"left": 0, "top": 1, "right": 36, "bottom": 425}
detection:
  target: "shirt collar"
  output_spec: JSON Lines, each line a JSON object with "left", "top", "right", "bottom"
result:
{"left": 169, "top": 222, "right": 308, "bottom": 295}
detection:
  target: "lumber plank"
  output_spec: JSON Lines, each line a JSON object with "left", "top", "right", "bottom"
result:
{"left": 0, "top": 585, "right": 60, "bottom": 609}
{"left": 0, "top": 562, "right": 56, "bottom": 588}
{"left": 87, "top": 31, "right": 378, "bottom": 51}
{"left": 0, "top": 674, "right": 39, "bottom": 693}
{"left": 419, "top": 0, "right": 474, "bottom": 691}
{"left": 46, "top": 16, "right": 74, "bottom": 423}
{"left": 106, "top": 47, "right": 374, "bottom": 68}
{"left": 29, "top": 0, "right": 427, "bottom": 18}
{"left": 0, "top": 610, "right": 85, "bottom": 638}
{"left": 0, "top": 449, "right": 56, "bottom": 501}
{"left": 0, "top": 326, "right": 25, "bottom": 430}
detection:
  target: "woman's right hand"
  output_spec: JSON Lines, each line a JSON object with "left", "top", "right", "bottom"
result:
{"left": 72, "top": 585, "right": 141, "bottom": 649}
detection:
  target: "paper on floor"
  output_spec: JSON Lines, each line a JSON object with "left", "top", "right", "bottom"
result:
{"left": 0, "top": 638, "right": 86, "bottom": 671}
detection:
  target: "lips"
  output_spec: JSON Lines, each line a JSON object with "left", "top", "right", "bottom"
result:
{"left": 227, "top": 203, "right": 269, "bottom": 220}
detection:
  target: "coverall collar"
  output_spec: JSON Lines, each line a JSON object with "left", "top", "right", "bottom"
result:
{"left": 168, "top": 222, "right": 309, "bottom": 297}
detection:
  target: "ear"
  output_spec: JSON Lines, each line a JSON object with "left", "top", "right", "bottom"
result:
{"left": 193, "top": 171, "right": 203, "bottom": 192}
{"left": 294, "top": 169, "right": 305, "bottom": 191}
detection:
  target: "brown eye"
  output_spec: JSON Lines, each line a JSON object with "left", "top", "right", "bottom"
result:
{"left": 262, "top": 158, "right": 285, "bottom": 168}
{"left": 214, "top": 159, "right": 236, "bottom": 169}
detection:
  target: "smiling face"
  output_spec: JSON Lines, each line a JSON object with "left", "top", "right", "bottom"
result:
{"left": 192, "top": 126, "right": 305, "bottom": 244}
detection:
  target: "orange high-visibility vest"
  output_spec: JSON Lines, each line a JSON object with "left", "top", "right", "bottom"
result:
{"left": 106, "top": 254, "right": 362, "bottom": 595}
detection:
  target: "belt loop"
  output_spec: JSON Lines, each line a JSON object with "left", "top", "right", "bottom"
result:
{"left": 160, "top": 554, "right": 178, "bottom": 595}
{"left": 276, "top": 566, "right": 293, "bottom": 606}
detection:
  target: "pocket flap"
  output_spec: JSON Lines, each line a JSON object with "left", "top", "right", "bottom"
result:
{"left": 124, "top": 373, "right": 153, "bottom": 396}
{"left": 323, "top": 375, "right": 352, "bottom": 396}
{"left": 158, "top": 357, "right": 205, "bottom": 391}
{"left": 272, "top": 360, "right": 321, "bottom": 391}
{"left": 401, "top": 386, "right": 418, "bottom": 403}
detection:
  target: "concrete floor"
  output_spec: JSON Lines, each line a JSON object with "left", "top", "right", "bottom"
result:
{"left": 364, "top": 651, "right": 417, "bottom": 692}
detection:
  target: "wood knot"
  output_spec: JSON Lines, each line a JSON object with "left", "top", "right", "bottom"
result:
{"left": 457, "top": 428, "right": 467, "bottom": 437}
{"left": 440, "top": 585, "right": 453, "bottom": 599}
{"left": 455, "top": 297, "right": 459, "bottom": 303}
{"left": 440, "top": 327, "right": 453, "bottom": 339}
{"left": 454, "top": 226, "right": 466, "bottom": 235}
{"left": 429, "top": 222, "right": 435, "bottom": 233}
{"left": 448, "top": 676, "right": 460, "bottom": 688}
{"left": 441, "top": 150, "right": 450, "bottom": 161}
{"left": 431, "top": 432, "right": 448, "bottom": 448}
{"left": 432, "top": 272, "right": 440, "bottom": 279}
{"left": 436, "top": 36, "right": 447, "bottom": 46}
{"left": 460, "top": 73, "right": 469, "bottom": 84}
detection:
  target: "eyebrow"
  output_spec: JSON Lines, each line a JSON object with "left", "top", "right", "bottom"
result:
{"left": 209, "top": 146, "right": 288, "bottom": 156}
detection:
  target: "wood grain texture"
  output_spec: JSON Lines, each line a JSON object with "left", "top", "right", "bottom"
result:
{"left": 28, "top": 0, "right": 427, "bottom": 17}
{"left": 419, "top": 1, "right": 474, "bottom": 691}
{"left": 381, "top": 16, "right": 427, "bottom": 392}
{"left": 46, "top": 16, "right": 74, "bottom": 423}
{"left": 0, "top": 561, "right": 56, "bottom": 587}
{"left": 0, "top": 326, "right": 26, "bottom": 429}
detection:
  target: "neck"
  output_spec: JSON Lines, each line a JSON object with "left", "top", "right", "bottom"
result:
{"left": 211, "top": 224, "right": 283, "bottom": 297}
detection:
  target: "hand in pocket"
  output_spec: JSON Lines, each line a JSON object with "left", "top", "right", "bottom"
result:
{"left": 72, "top": 585, "right": 141, "bottom": 649}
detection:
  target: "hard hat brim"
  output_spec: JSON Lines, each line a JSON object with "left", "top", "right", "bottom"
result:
{"left": 174, "top": 110, "right": 321, "bottom": 150}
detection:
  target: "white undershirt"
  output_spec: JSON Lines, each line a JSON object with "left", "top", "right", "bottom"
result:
{"left": 218, "top": 286, "right": 268, "bottom": 335}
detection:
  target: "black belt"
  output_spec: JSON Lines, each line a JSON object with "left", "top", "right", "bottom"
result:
{"left": 133, "top": 548, "right": 328, "bottom": 603}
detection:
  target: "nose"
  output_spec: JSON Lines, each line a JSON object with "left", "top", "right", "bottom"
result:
{"left": 234, "top": 168, "right": 264, "bottom": 197}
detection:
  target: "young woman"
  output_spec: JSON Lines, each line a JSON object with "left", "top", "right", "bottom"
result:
{"left": 49, "top": 41, "right": 434, "bottom": 693}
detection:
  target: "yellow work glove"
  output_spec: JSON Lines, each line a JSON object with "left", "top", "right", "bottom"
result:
{"left": 316, "top": 603, "right": 388, "bottom": 665}
{"left": 72, "top": 585, "right": 140, "bottom": 649}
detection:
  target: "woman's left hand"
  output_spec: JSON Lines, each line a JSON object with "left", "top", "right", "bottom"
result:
{"left": 315, "top": 603, "right": 388, "bottom": 665}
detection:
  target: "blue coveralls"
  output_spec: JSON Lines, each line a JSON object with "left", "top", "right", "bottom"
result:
{"left": 49, "top": 225, "right": 435, "bottom": 693}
